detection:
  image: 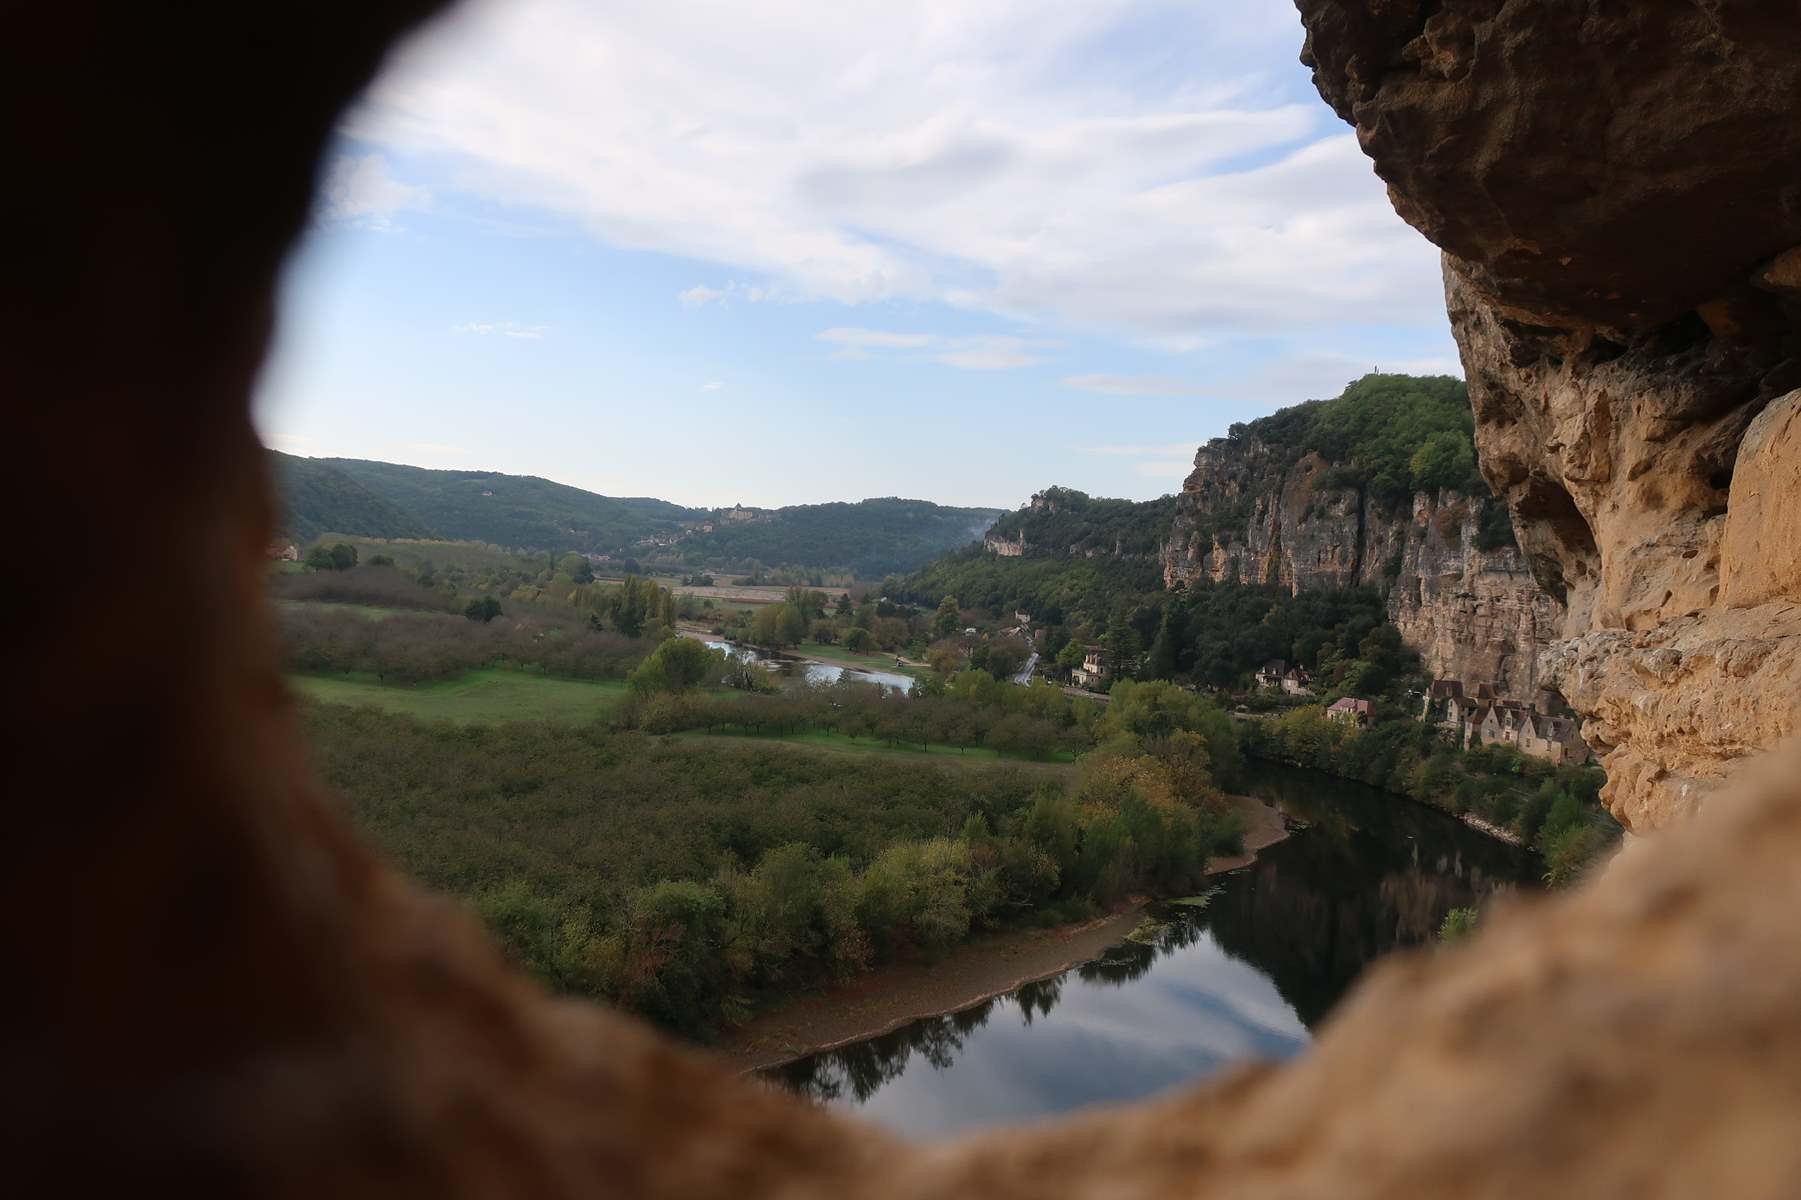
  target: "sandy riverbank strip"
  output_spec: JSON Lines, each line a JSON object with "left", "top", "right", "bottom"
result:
{"left": 716, "top": 792, "right": 1289, "bottom": 1072}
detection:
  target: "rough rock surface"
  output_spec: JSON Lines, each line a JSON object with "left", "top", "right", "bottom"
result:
{"left": 1297, "top": 0, "right": 1801, "bottom": 332}
{"left": 1297, "top": 0, "right": 1801, "bottom": 830}
{"left": 15, "top": 1, "right": 1801, "bottom": 1197}
{"left": 1162, "top": 440, "right": 1560, "bottom": 697}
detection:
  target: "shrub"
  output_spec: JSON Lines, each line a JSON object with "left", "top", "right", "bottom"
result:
{"left": 1438, "top": 906, "right": 1479, "bottom": 943}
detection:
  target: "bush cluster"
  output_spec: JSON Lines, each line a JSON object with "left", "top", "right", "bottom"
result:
{"left": 1240, "top": 706, "right": 1618, "bottom": 884}
{"left": 305, "top": 702, "right": 1245, "bottom": 1036}
{"left": 280, "top": 602, "right": 653, "bottom": 684}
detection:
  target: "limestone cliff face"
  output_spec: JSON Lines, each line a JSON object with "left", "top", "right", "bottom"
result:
{"left": 1162, "top": 442, "right": 1560, "bottom": 697}
{"left": 1297, "top": 0, "right": 1801, "bottom": 832}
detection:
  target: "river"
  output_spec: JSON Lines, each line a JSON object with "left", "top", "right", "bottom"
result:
{"left": 700, "top": 636, "right": 916, "bottom": 693}
{"left": 765, "top": 766, "right": 1539, "bottom": 1138}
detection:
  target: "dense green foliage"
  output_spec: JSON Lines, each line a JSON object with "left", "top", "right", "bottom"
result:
{"left": 1225, "top": 373, "right": 1482, "bottom": 509}
{"left": 1438, "top": 907, "right": 1479, "bottom": 943}
{"left": 308, "top": 689, "right": 1247, "bottom": 1035}
{"left": 619, "top": 672, "right": 1100, "bottom": 762}
{"left": 1152, "top": 582, "right": 1411, "bottom": 692}
{"left": 1240, "top": 707, "right": 1618, "bottom": 884}
{"left": 290, "top": 669, "right": 626, "bottom": 724}
{"left": 627, "top": 637, "right": 729, "bottom": 697}
{"left": 304, "top": 541, "right": 362, "bottom": 571}
{"left": 653, "top": 498, "right": 1001, "bottom": 577}
{"left": 281, "top": 602, "right": 653, "bottom": 684}
{"left": 271, "top": 452, "right": 437, "bottom": 542}
{"left": 898, "top": 547, "right": 1167, "bottom": 629}
{"left": 984, "top": 488, "right": 1179, "bottom": 559}
{"left": 274, "top": 564, "right": 454, "bottom": 612}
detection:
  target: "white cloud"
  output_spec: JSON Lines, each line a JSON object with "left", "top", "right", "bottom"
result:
{"left": 1132, "top": 459, "right": 1195, "bottom": 480}
{"left": 346, "top": 0, "right": 1447, "bottom": 341}
{"left": 700, "top": 380, "right": 724, "bottom": 391}
{"left": 818, "top": 328, "right": 940, "bottom": 351}
{"left": 266, "top": 432, "right": 319, "bottom": 453}
{"left": 1070, "top": 352, "right": 1463, "bottom": 405}
{"left": 679, "top": 280, "right": 782, "bottom": 308}
{"left": 1080, "top": 442, "right": 1200, "bottom": 457}
{"left": 318, "top": 153, "right": 431, "bottom": 229}
{"left": 399, "top": 440, "right": 471, "bottom": 457}
{"left": 817, "top": 328, "right": 1055, "bottom": 370}
{"left": 453, "top": 321, "right": 548, "bottom": 339}
{"left": 1075, "top": 440, "right": 1197, "bottom": 484}
{"left": 1214, "top": 352, "right": 1464, "bottom": 405}
{"left": 1064, "top": 375, "right": 1216, "bottom": 398}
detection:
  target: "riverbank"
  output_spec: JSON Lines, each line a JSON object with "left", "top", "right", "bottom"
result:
{"left": 678, "top": 624, "right": 927, "bottom": 676}
{"left": 1241, "top": 746, "right": 1543, "bottom": 852}
{"left": 1461, "top": 811, "right": 1525, "bottom": 845}
{"left": 717, "top": 792, "right": 1289, "bottom": 1072}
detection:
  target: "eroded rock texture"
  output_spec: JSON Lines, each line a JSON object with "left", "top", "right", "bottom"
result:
{"left": 1162, "top": 440, "right": 1560, "bottom": 698}
{"left": 13, "top": 1, "right": 1801, "bottom": 1197}
{"left": 1298, "top": 0, "right": 1801, "bottom": 830}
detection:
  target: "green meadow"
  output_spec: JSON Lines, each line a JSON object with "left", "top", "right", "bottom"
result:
{"left": 291, "top": 668, "right": 626, "bottom": 724}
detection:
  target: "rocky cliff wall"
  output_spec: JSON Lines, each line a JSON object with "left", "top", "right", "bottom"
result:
{"left": 1297, "top": 0, "right": 1801, "bottom": 832}
{"left": 1162, "top": 441, "right": 1561, "bottom": 698}
{"left": 20, "top": 1, "right": 1801, "bottom": 1196}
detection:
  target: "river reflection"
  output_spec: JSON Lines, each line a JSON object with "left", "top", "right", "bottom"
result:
{"left": 766, "top": 766, "right": 1539, "bottom": 1137}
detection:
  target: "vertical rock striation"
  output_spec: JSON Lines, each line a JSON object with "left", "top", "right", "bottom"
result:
{"left": 1296, "top": 0, "right": 1801, "bottom": 831}
{"left": 1162, "top": 438, "right": 1561, "bottom": 698}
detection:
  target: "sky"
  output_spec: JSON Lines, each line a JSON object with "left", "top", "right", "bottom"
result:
{"left": 255, "top": 0, "right": 1460, "bottom": 511}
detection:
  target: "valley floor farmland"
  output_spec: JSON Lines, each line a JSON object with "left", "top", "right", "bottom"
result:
{"left": 290, "top": 668, "right": 626, "bottom": 723}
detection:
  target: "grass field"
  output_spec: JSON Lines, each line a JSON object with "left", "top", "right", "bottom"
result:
{"left": 291, "top": 668, "right": 626, "bottom": 723}
{"left": 670, "top": 728, "right": 1077, "bottom": 771}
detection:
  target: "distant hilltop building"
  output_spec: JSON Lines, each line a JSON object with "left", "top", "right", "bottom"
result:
{"left": 1421, "top": 678, "right": 1592, "bottom": 765}
{"left": 722, "top": 504, "right": 758, "bottom": 523}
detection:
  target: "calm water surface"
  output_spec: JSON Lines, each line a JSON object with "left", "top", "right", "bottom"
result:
{"left": 703, "top": 637, "right": 915, "bottom": 692}
{"left": 767, "top": 766, "right": 1538, "bottom": 1138}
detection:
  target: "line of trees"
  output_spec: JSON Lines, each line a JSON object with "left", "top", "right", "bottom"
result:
{"left": 1239, "top": 706, "right": 1617, "bottom": 885}
{"left": 274, "top": 564, "right": 456, "bottom": 611}
{"left": 280, "top": 603, "right": 654, "bottom": 684}
{"left": 303, "top": 675, "right": 1250, "bottom": 1036}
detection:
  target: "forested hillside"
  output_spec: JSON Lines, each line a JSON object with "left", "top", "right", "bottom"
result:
{"left": 657, "top": 498, "right": 1000, "bottom": 577}
{"left": 318, "top": 459, "right": 706, "bottom": 556}
{"left": 274, "top": 453, "right": 998, "bottom": 576}
{"left": 984, "top": 487, "right": 1177, "bottom": 558}
{"left": 271, "top": 452, "right": 437, "bottom": 543}
{"left": 1220, "top": 372, "right": 1481, "bottom": 510}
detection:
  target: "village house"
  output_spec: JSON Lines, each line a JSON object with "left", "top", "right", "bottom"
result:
{"left": 1255, "top": 659, "right": 1287, "bottom": 690}
{"left": 1282, "top": 665, "right": 1313, "bottom": 697}
{"left": 1425, "top": 676, "right": 1594, "bottom": 765}
{"left": 1516, "top": 712, "right": 1593, "bottom": 765}
{"left": 266, "top": 541, "right": 298, "bottom": 562}
{"left": 1070, "top": 645, "right": 1109, "bottom": 690}
{"left": 1422, "top": 678, "right": 1468, "bottom": 730}
{"left": 1327, "top": 697, "right": 1376, "bottom": 726}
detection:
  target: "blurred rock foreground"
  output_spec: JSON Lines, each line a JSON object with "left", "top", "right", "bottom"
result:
{"left": 7, "top": 2, "right": 1800, "bottom": 1195}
